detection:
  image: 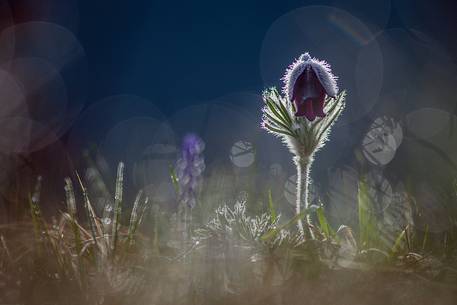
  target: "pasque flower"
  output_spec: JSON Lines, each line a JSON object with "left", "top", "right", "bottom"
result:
{"left": 262, "top": 52, "right": 345, "bottom": 237}
{"left": 176, "top": 133, "right": 206, "bottom": 208}
{"left": 283, "top": 53, "right": 338, "bottom": 121}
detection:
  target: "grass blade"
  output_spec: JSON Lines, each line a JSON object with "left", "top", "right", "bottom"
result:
{"left": 75, "top": 171, "right": 100, "bottom": 250}
{"left": 267, "top": 189, "right": 277, "bottom": 223}
{"left": 390, "top": 226, "right": 407, "bottom": 256}
{"left": 111, "top": 162, "right": 124, "bottom": 255}
{"left": 316, "top": 206, "right": 334, "bottom": 239}
{"left": 422, "top": 224, "right": 429, "bottom": 251}
{"left": 128, "top": 190, "right": 143, "bottom": 246}
{"left": 64, "top": 178, "right": 82, "bottom": 255}
{"left": 358, "top": 178, "right": 380, "bottom": 249}
{"left": 170, "top": 165, "right": 180, "bottom": 194}
{"left": 261, "top": 210, "right": 306, "bottom": 241}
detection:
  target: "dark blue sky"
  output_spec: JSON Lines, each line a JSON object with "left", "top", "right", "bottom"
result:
{"left": 78, "top": 1, "right": 365, "bottom": 114}
{"left": 2, "top": 0, "right": 457, "bottom": 210}
{"left": 5, "top": 0, "right": 457, "bottom": 133}
{"left": 77, "top": 1, "right": 306, "bottom": 113}
{"left": 75, "top": 0, "right": 457, "bottom": 115}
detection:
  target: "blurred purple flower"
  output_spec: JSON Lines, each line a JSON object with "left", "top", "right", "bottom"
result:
{"left": 283, "top": 53, "right": 338, "bottom": 121}
{"left": 176, "top": 133, "right": 205, "bottom": 208}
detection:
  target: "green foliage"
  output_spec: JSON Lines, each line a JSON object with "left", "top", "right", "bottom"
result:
{"left": 64, "top": 178, "right": 82, "bottom": 256}
{"left": 267, "top": 189, "right": 277, "bottom": 223}
{"left": 127, "top": 190, "right": 148, "bottom": 247}
{"left": 2, "top": 162, "right": 457, "bottom": 304}
{"left": 169, "top": 164, "right": 180, "bottom": 194}
{"left": 390, "top": 227, "right": 408, "bottom": 256}
{"left": 357, "top": 178, "right": 382, "bottom": 249}
{"left": 260, "top": 210, "right": 306, "bottom": 242}
{"left": 316, "top": 205, "right": 335, "bottom": 239}
{"left": 422, "top": 224, "right": 429, "bottom": 251}
{"left": 0, "top": 163, "right": 156, "bottom": 303}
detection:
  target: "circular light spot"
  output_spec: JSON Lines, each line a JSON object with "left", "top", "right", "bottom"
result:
{"left": 374, "top": 116, "right": 403, "bottom": 148}
{"left": 133, "top": 143, "right": 177, "bottom": 203}
{"left": 66, "top": 95, "right": 165, "bottom": 160}
{"left": 143, "top": 181, "right": 176, "bottom": 205}
{"left": 229, "top": 140, "right": 255, "bottom": 168}
{"left": 0, "top": 1, "right": 15, "bottom": 64}
{"left": 362, "top": 122, "right": 397, "bottom": 166}
{"left": 0, "top": 58, "right": 70, "bottom": 152}
{"left": 102, "top": 217, "right": 112, "bottom": 225}
{"left": 101, "top": 117, "right": 163, "bottom": 167}
{"left": 0, "top": 22, "right": 88, "bottom": 121}
{"left": 406, "top": 108, "right": 451, "bottom": 140}
{"left": 0, "top": 117, "right": 59, "bottom": 154}
{"left": 330, "top": 0, "right": 391, "bottom": 30}
{"left": 10, "top": 0, "right": 80, "bottom": 32}
{"left": 0, "top": 22, "right": 84, "bottom": 69}
{"left": 374, "top": 28, "right": 457, "bottom": 113}
{"left": 327, "top": 166, "right": 359, "bottom": 226}
{"left": 169, "top": 100, "right": 258, "bottom": 164}
{"left": 0, "top": 68, "right": 27, "bottom": 118}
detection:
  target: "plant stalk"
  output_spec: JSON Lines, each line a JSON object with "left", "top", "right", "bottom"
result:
{"left": 294, "top": 155, "right": 314, "bottom": 239}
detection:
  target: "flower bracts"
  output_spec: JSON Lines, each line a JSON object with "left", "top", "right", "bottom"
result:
{"left": 261, "top": 87, "right": 346, "bottom": 158}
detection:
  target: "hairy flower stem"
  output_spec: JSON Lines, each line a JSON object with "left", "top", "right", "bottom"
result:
{"left": 294, "top": 155, "right": 314, "bottom": 239}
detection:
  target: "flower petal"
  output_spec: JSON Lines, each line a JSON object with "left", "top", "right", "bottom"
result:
{"left": 295, "top": 98, "right": 316, "bottom": 121}
{"left": 283, "top": 52, "right": 339, "bottom": 102}
{"left": 292, "top": 66, "right": 325, "bottom": 102}
{"left": 313, "top": 94, "right": 326, "bottom": 118}
{"left": 304, "top": 99, "right": 316, "bottom": 121}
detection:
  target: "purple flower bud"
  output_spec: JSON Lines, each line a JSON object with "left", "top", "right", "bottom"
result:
{"left": 283, "top": 53, "right": 338, "bottom": 121}
{"left": 176, "top": 133, "right": 205, "bottom": 208}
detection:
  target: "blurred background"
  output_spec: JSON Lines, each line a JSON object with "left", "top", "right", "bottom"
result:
{"left": 0, "top": 0, "right": 457, "bottom": 234}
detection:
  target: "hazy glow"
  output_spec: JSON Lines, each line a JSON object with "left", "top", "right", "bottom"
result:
{"left": 406, "top": 108, "right": 452, "bottom": 140}
{"left": 260, "top": 5, "right": 383, "bottom": 124}
{"left": 0, "top": 21, "right": 88, "bottom": 152}
{"left": 327, "top": 166, "right": 359, "bottom": 227}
